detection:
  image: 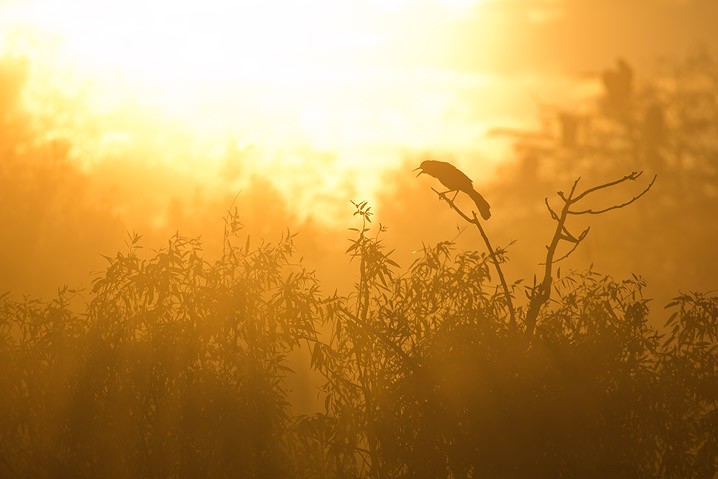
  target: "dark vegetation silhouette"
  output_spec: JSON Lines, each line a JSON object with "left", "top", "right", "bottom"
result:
{"left": 2, "top": 197, "right": 717, "bottom": 478}
{"left": 1, "top": 54, "right": 718, "bottom": 477}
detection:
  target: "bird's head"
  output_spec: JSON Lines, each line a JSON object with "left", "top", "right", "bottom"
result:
{"left": 412, "top": 160, "right": 432, "bottom": 177}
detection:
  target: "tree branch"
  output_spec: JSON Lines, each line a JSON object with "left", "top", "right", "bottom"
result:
{"left": 569, "top": 174, "right": 657, "bottom": 215}
{"left": 431, "top": 188, "right": 517, "bottom": 331}
{"left": 524, "top": 171, "right": 655, "bottom": 342}
{"left": 571, "top": 171, "right": 643, "bottom": 203}
{"left": 524, "top": 179, "right": 580, "bottom": 339}
{"left": 543, "top": 227, "right": 590, "bottom": 265}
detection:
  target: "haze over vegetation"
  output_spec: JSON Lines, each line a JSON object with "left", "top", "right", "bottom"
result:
{"left": 1, "top": 0, "right": 717, "bottom": 477}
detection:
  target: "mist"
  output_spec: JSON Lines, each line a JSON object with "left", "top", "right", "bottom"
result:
{"left": 1, "top": 1, "right": 717, "bottom": 477}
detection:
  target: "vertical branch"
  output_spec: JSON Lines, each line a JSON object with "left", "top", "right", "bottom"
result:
{"left": 347, "top": 200, "right": 384, "bottom": 478}
{"left": 357, "top": 222, "right": 370, "bottom": 323}
{"left": 432, "top": 189, "right": 517, "bottom": 330}
{"left": 524, "top": 172, "right": 656, "bottom": 341}
{"left": 523, "top": 179, "right": 579, "bottom": 339}
{"left": 472, "top": 213, "right": 517, "bottom": 331}
{"left": 350, "top": 201, "right": 372, "bottom": 323}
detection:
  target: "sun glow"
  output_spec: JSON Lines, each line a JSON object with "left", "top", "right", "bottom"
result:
{"left": 1, "top": 0, "right": 497, "bottom": 216}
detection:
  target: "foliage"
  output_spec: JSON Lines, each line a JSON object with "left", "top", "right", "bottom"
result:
{"left": 310, "top": 202, "right": 717, "bottom": 479}
{"left": 0, "top": 209, "right": 322, "bottom": 478}
{"left": 1, "top": 56, "right": 717, "bottom": 478}
{"left": 1, "top": 199, "right": 716, "bottom": 478}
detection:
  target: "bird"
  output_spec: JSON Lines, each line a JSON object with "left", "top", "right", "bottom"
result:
{"left": 414, "top": 160, "right": 491, "bottom": 220}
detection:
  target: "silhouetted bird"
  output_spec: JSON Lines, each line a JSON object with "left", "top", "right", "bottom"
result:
{"left": 414, "top": 160, "right": 491, "bottom": 220}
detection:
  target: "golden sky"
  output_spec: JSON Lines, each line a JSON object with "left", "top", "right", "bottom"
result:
{"left": 0, "top": 0, "right": 716, "bottom": 217}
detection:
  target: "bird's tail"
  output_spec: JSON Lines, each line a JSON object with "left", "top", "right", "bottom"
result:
{"left": 468, "top": 189, "right": 491, "bottom": 220}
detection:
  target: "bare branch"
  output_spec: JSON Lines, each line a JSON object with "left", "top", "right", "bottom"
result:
{"left": 557, "top": 177, "right": 581, "bottom": 203}
{"left": 525, "top": 172, "right": 654, "bottom": 342}
{"left": 552, "top": 227, "right": 590, "bottom": 264}
{"left": 567, "top": 177, "right": 581, "bottom": 201}
{"left": 523, "top": 177, "right": 581, "bottom": 340}
{"left": 470, "top": 212, "right": 518, "bottom": 331}
{"left": 544, "top": 197, "right": 560, "bottom": 221}
{"left": 559, "top": 224, "right": 582, "bottom": 243}
{"left": 431, "top": 187, "right": 474, "bottom": 223}
{"left": 571, "top": 171, "right": 644, "bottom": 203}
{"left": 569, "top": 174, "right": 657, "bottom": 215}
{"left": 429, "top": 187, "right": 517, "bottom": 330}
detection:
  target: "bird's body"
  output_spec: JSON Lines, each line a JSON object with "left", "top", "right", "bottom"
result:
{"left": 415, "top": 160, "right": 491, "bottom": 220}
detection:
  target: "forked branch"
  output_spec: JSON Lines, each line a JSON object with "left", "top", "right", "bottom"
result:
{"left": 523, "top": 171, "right": 656, "bottom": 340}
{"left": 569, "top": 172, "right": 656, "bottom": 215}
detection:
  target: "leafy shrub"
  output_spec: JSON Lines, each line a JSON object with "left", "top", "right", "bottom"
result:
{"left": 0, "top": 209, "right": 321, "bottom": 478}
{"left": 1, "top": 195, "right": 716, "bottom": 479}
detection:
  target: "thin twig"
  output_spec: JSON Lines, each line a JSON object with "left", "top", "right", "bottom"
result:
{"left": 557, "top": 177, "right": 581, "bottom": 203}
{"left": 569, "top": 174, "right": 657, "bottom": 215}
{"left": 433, "top": 188, "right": 473, "bottom": 223}
{"left": 571, "top": 171, "right": 643, "bottom": 203}
{"left": 542, "top": 227, "right": 590, "bottom": 265}
{"left": 544, "top": 197, "right": 560, "bottom": 220}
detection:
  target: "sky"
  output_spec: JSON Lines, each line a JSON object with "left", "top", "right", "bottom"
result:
{"left": 0, "top": 0, "right": 716, "bottom": 298}
{"left": 1, "top": 0, "right": 715, "bottom": 214}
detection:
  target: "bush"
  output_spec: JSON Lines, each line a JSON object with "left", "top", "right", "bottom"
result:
{"left": 1, "top": 202, "right": 716, "bottom": 478}
{"left": 0, "top": 209, "right": 321, "bottom": 478}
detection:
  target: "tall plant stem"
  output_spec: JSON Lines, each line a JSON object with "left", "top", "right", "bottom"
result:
{"left": 433, "top": 189, "right": 517, "bottom": 331}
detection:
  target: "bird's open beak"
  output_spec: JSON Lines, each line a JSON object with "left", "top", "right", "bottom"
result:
{"left": 412, "top": 166, "right": 424, "bottom": 177}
